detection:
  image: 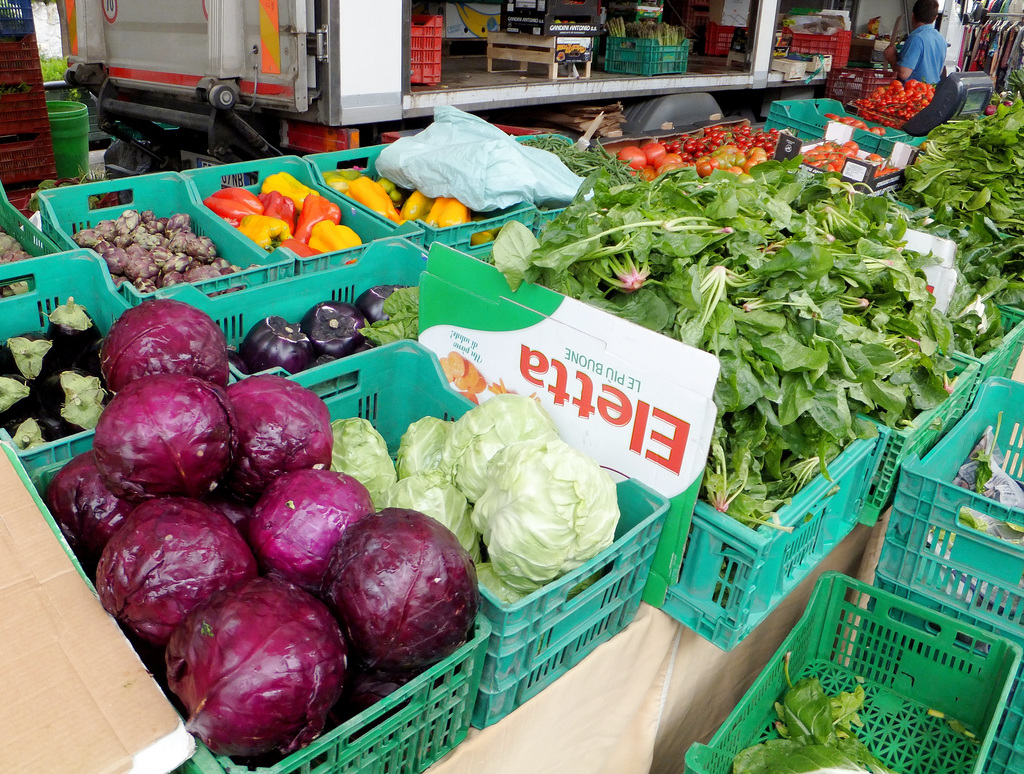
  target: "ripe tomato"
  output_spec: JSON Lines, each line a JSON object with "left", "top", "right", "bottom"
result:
{"left": 695, "top": 159, "right": 713, "bottom": 178}
{"left": 641, "top": 142, "right": 667, "bottom": 168}
{"left": 657, "top": 159, "right": 684, "bottom": 175}
{"left": 640, "top": 165, "right": 657, "bottom": 181}
{"left": 661, "top": 153, "right": 683, "bottom": 165}
{"left": 727, "top": 166, "right": 744, "bottom": 175}
{"left": 617, "top": 146, "right": 647, "bottom": 170}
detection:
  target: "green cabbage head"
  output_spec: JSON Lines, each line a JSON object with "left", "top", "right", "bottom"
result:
{"left": 395, "top": 416, "right": 450, "bottom": 479}
{"left": 379, "top": 469, "right": 481, "bottom": 562}
{"left": 330, "top": 417, "right": 398, "bottom": 505}
{"left": 441, "top": 394, "right": 559, "bottom": 502}
{"left": 472, "top": 437, "right": 619, "bottom": 595}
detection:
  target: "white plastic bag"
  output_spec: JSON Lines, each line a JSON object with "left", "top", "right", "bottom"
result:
{"left": 374, "top": 106, "right": 583, "bottom": 212}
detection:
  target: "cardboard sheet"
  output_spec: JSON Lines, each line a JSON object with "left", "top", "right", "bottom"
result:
{"left": 0, "top": 450, "right": 193, "bottom": 773}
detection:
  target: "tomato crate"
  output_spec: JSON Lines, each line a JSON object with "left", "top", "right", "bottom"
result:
{"left": 787, "top": 29, "right": 853, "bottom": 69}
{"left": 826, "top": 66, "right": 898, "bottom": 107}
{"left": 859, "top": 356, "right": 980, "bottom": 526}
{"left": 0, "top": 129, "right": 56, "bottom": 186}
{"left": 0, "top": 250, "right": 130, "bottom": 467}
{"left": 157, "top": 236, "right": 428, "bottom": 381}
{"left": 181, "top": 155, "right": 424, "bottom": 274}
{"left": 0, "top": 86, "right": 51, "bottom": 136}
{"left": 763, "top": 97, "right": 911, "bottom": 156}
{"left": 876, "top": 377, "right": 1024, "bottom": 631}
{"left": 0, "top": 179, "right": 60, "bottom": 257}
{"left": 685, "top": 572, "right": 1021, "bottom": 774}
{"left": 955, "top": 305, "right": 1024, "bottom": 395}
{"left": 661, "top": 428, "right": 889, "bottom": 651}
{"left": 874, "top": 573, "right": 1024, "bottom": 774}
{"left": 0, "top": 0, "right": 33, "bottom": 37}
{"left": 704, "top": 22, "right": 738, "bottom": 56}
{"left": 0, "top": 34, "right": 44, "bottom": 87}
{"left": 36, "top": 171, "right": 295, "bottom": 305}
{"left": 304, "top": 146, "right": 537, "bottom": 251}
{"left": 410, "top": 15, "right": 443, "bottom": 85}
{"left": 603, "top": 37, "right": 690, "bottom": 76}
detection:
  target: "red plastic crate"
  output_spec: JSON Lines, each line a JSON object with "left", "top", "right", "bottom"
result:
{"left": 0, "top": 35, "right": 45, "bottom": 88}
{"left": 0, "top": 86, "right": 51, "bottom": 136}
{"left": 788, "top": 29, "right": 853, "bottom": 69}
{"left": 825, "top": 67, "right": 896, "bottom": 107}
{"left": 411, "top": 14, "right": 443, "bottom": 85}
{"left": 683, "top": 6, "right": 708, "bottom": 39}
{"left": 0, "top": 132, "right": 57, "bottom": 186}
{"left": 705, "top": 22, "right": 740, "bottom": 56}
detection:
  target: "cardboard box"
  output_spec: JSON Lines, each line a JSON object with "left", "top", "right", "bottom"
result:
{"left": 418, "top": 244, "right": 720, "bottom": 606}
{"left": 555, "top": 36, "right": 593, "bottom": 62}
{"left": 0, "top": 446, "right": 193, "bottom": 774}
{"left": 773, "top": 121, "right": 919, "bottom": 194}
{"left": 708, "top": 0, "right": 748, "bottom": 27}
{"left": 502, "top": 0, "right": 600, "bottom": 35}
{"left": 436, "top": 2, "right": 502, "bottom": 39}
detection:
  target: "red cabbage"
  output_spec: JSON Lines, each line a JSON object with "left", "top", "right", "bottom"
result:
{"left": 248, "top": 469, "right": 374, "bottom": 593}
{"left": 166, "top": 577, "right": 348, "bottom": 758}
{"left": 44, "top": 451, "right": 136, "bottom": 562}
{"left": 224, "top": 376, "right": 333, "bottom": 500}
{"left": 93, "top": 374, "right": 235, "bottom": 502}
{"left": 96, "top": 497, "right": 257, "bottom": 645}
{"left": 321, "top": 507, "right": 478, "bottom": 671}
{"left": 203, "top": 491, "right": 253, "bottom": 531}
{"left": 101, "top": 298, "right": 229, "bottom": 391}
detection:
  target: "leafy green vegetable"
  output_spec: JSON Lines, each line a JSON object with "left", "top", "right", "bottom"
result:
{"left": 379, "top": 469, "right": 481, "bottom": 561}
{"left": 329, "top": 417, "right": 398, "bottom": 504}
{"left": 494, "top": 161, "right": 965, "bottom": 526}
{"left": 361, "top": 286, "right": 419, "bottom": 346}
{"left": 395, "top": 415, "right": 451, "bottom": 479}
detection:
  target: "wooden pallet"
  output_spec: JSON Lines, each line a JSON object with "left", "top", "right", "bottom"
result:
{"left": 487, "top": 32, "right": 592, "bottom": 80}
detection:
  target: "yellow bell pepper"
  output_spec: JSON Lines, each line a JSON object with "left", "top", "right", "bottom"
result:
{"left": 346, "top": 176, "right": 404, "bottom": 224}
{"left": 321, "top": 169, "right": 363, "bottom": 195}
{"left": 425, "top": 197, "right": 471, "bottom": 228}
{"left": 400, "top": 190, "right": 435, "bottom": 221}
{"left": 470, "top": 229, "right": 496, "bottom": 246}
{"left": 308, "top": 220, "right": 362, "bottom": 253}
{"left": 237, "top": 214, "right": 292, "bottom": 250}
{"left": 261, "top": 172, "right": 317, "bottom": 212}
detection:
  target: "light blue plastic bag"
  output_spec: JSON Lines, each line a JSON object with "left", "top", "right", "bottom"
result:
{"left": 374, "top": 106, "right": 583, "bottom": 212}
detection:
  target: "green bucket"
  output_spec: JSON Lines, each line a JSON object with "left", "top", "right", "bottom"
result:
{"left": 47, "top": 100, "right": 89, "bottom": 179}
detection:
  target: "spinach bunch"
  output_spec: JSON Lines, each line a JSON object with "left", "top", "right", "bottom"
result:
{"left": 495, "top": 162, "right": 965, "bottom": 527}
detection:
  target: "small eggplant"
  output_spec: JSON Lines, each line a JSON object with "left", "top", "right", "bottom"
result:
{"left": 299, "top": 301, "right": 367, "bottom": 359}
{"left": 36, "top": 369, "right": 107, "bottom": 435}
{"left": 239, "top": 316, "right": 315, "bottom": 375}
{"left": 355, "top": 284, "right": 409, "bottom": 324}
{"left": 311, "top": 354, "right": 337, "bottom": 368}
{"left": 47, "top": 297, "right": 101, "bottom": 372}
{"left": 6, "top": 332, "right": 55, "bottom": 380}
{"left": 0, "top": 374, "right": 32, "bottom": 428}
{"left": 35, "top": 413, "right": 67, "bottom": 442}
{"left": 71, "top": 338, "right": 105, "bottom": 380}
{"left": 5, "top": 417, "right": 45, "bottom": 450}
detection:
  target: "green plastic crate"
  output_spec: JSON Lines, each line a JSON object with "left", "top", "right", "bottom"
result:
{"left": 764, "top": 97, "right": 920, "bottom": 156}
{"left": 685, "top": 572, "right": 1021, "bottom": 774}
{"left": 876, "top": 378, "right": 1024, "bottom": 632}
{"left": 304, "top": 146, "right": 537, "bottom": 250}
{"left": 661, "top": 428, "right": 889, "bottom": 651}
{"left": 955, "top": 306, "right": 1024, "bottom": 397}
{"left": 603, "top": 37, "right": 689, "bottom": 76}
{"left": 181, "top": 155, "right": 424, "bottom": 273}
{"left": 874, "top": 573, "right": 1024, "bottom": 774}
{"left": 157, "top": 236, "right": 427, "bottom": 379}
{"left": 0, "top": 180, "right": 60, "bottom": 257}
{"left": 0, "top": 250, "right": 130, "bottom": 467}
{"left": 36, "top": 171, "right": 295, "bottom": 305}
{"left": 858, "top": 356, "right": 980, "bottom": 526}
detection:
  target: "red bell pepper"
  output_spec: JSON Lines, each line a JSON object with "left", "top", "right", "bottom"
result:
{"left": 258, "top": 191, "right": 297, "bottom": 233}
{"left": 203, "top": 187, "right": 264, "bottom": 226}
{"left": 293, "top": 193, "right": 342, "bottom": 243}
{"left": 279, "top": 237, "right": 322, "bottom": 257}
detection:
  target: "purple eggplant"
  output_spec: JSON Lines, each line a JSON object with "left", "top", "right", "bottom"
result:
{"left": 5, "top": 332, "right": 56, "bottom": 381}
{"left": 239, "top": 316, "right": 315, "bottom": 375}
{"left": 227, "top": 349, "right": 249, "bottom": 375}
{"left": 0, "top": 374, "right": 33, "bottom": 429}
{"left": 299, "top": 301, "right": 367, "bottom": 360}
{"left": 36, "top": 369, "right": 107, "bottom": 435}
{"left": 355, "top": 284, "right": 408, "bottom": 324}
{"left": 72, "top": 338, "right": 105, "bottom": 380}
{"left": 47, "top": 298, "right": 102, "bottom": 373}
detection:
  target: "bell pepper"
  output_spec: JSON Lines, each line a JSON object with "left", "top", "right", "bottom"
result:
{"left": 400, "top": 190, "right": 435, "bottom": 221}
{"left": 346, "top": 176, "right": 404, "bottom": 224}
{"left": 293, "top": 193, "right": 342, "bottom": 243}
{"left": 279, "top": 237, "right": 322, "bottom": 257}
{"left": 261, "top": 172, "right": 317, "bottom": 212}
{"left": 307, "top": 220, "right": 362, "bottom": 253}
{"left": 238, "top": 214, "right": 292, "bottom": 251}
{"left": 203, "top": 187, "right": 264, "bottom": 226}
{"left": 470, "top": 229, "right": 496, "bottom": 246}
{"left": 377, "top": 177, "right": 405, "bottom": 205}
{"left": 321, "top": 168, "right": 363, "bottom": 195}
{"left": 258, "top": 191, "right": 297, "bottom": 233}
{"left": 425, "top": 197, "right": 471, "bottom": 228}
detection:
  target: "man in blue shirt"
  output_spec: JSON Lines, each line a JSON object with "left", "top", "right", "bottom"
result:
{"left": 884, "top": 0, "right": 947, "bottom": 84}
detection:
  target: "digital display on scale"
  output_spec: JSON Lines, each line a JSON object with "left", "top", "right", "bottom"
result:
{"left": 961, "top": 87, "right": 991, "bottom": 115}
